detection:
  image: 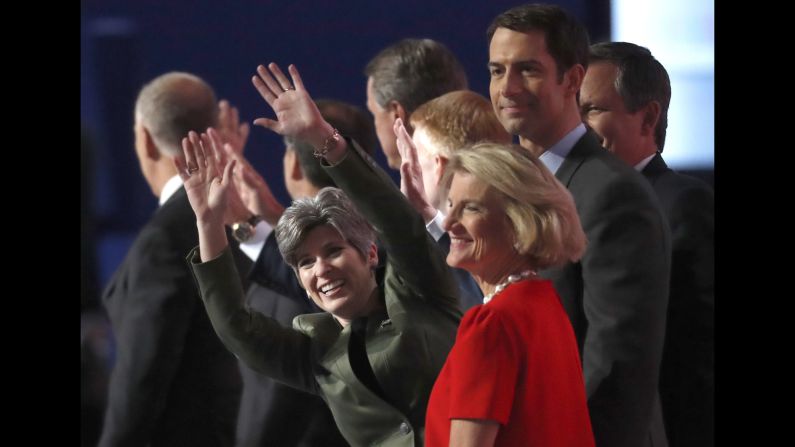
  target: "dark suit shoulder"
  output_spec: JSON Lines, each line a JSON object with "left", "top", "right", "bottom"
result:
{"left": 573, "top": 152, "right": 646, "bottom": 188}
{"left": 564, "top": 132, "right": 657, "bottom": 202}
{"left": 569, "top": 155, "right": 660, "bottom": 219}
{"left": 650, "top": 169, "right": 713, "bottom": 204}
{"left": 145, "top": 188, "right": 199, "bottom": 251}
{"left": 646, "top": 166, "right": 714, "bottom": 227}
{"left": 102, "top": 189, "right": 199, "bottom": 311}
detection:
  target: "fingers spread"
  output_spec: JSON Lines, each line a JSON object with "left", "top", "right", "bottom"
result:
{"left": 175, "top": 141, "right": 190, "bottom": 180}
{"left": 222, "top": 158, "right": 236, "bottom": 186}
{"left": 199, "top": 133, "right": 217, "bottom": 176}
{"left": 239, "top": 122, "right": 250, "bottom": 141}
{"left": 231, "top": 104, "right": 240, "bottom": 127}
{"left": 252, "top": 74, "right": 277, "bottom": 107}
{"left": 270, "top": 62, "right": 293, "bottom": 91}
{"left": 288, "top": 64, "right": 305, "bottom": 91}
{"left": 183, "top": 132, "right": 201, "bottom": 174}
{"left": 206, "top": 128, "right": 225, "bottom": 163}
{"left": 257, "top": 64, "right": 286, "bottom": 97}
{"left": 253, "top": 117, "right": 279, "bottom": 131}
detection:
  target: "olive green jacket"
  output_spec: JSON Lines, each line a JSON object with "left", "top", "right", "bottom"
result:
{"left": 189, "top": 141, "right": 462, "bottom": 446}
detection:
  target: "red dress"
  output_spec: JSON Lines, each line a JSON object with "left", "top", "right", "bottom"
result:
{"left": 425, "top": 280, "right": 595, "bottom": 446}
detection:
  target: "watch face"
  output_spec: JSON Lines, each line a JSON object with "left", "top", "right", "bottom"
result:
{"left": 233, "top": 222, "right": 253, "bottom": 242}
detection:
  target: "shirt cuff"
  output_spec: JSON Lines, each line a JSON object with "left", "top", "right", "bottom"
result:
{"left": 238, "top": 220, "right": 273, "bottom": 261}
{"left": 426, "top": 209, "right": 446, "bottom": 242}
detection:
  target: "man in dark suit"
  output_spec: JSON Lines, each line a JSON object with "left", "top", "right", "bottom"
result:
{"left": 99, "top": 72, "right": 242, "bottom": 447}
{"left": 364, "top": 40, "right": 482, "bottom": 309}
{"left": 486, "top": 4, "right": 672, "bottom": 446}
{"left": 581, "top": 41, "right": 714, "bottom": 447}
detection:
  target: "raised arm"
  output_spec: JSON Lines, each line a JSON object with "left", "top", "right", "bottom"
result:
{"left": 174, "top": 130, "right": 234, "bottom": 261}
{"left": 394, "top": 118, "right": 438, "bottom": 224}
{"left": 250, "top": 63, "right": 344, "bottom": 162}
{"left": 217, "top": 99, "right": 250, "bottom": 156}
{"left": 219, "top": 138, "right": 285, "bottom": 228}
{"left": 250, "top": 63, "right": 458, "bottom": 306}
{"left": 174, "top": 130, "right": 317, "bottom": 393}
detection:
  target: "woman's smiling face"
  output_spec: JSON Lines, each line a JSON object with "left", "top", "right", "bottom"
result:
{"left": 296, "top": 225, "right": 378, "bottom": 326}
{"left": 443, "top": 172, "right": 517, "bottom": 281}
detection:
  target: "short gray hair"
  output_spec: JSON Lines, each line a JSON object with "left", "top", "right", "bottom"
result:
{"left": 275, "top": 187, "right": 375, "bottom": 269}
{"left": 134, "top": 72, "right": 218, "bottom": 156}
{"left": 364, "top": 38, "right": 468, "bottom": 115}
{"left": 589, "top": 42, "right": 671, "bottom": 151}
{"left": 442, "top": 143, "right": 586, "bottom": 269}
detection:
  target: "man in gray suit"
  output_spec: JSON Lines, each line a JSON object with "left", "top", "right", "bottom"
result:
{"left": 581, "top": 41, "right": 714, "bottom": 447}
{"left": 486, "top": 4, "right": 671, "bottom": 446}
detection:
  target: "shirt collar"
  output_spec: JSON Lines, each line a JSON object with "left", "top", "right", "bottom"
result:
{"left": 538, "top": 123, "right": 586, "bottom": 174}
{"left": 634, "top": 152, "right": 657, "bottom": 172}
{"left": 159, "top": 175, "right": 183, "bottom": 206}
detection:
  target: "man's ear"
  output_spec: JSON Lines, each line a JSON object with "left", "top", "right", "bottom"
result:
{"left": 563, "top": 64, "right": 586, "bottom": 97}
{"left": 142, "top": 126, "right": 161, "bottom": 161}
{"left": 433, "top": 155, "right": 448, "bottom": 186}
{"left": 390, "top": 101, "right": 411, "bottom": 134}
{"left": 368, "top": 242, "right": 379, "bottom": 268}
{"left": 640, "top": 100, "right": 661, "bottom": 138}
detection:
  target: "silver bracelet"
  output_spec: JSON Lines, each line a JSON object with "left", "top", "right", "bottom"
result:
{"left": 313, "top": 128, "right": 341, "bottom": 159}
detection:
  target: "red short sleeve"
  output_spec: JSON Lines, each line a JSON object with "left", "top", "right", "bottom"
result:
{"left": 448, "top": 307, "right": 518, "bottom": 425}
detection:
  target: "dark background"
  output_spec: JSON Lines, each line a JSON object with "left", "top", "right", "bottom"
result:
{"left": 80, "top": 2, "right": 717, "bottom": 445}
{"left": 81, "top": 0, "right": 628, "bottom": 300}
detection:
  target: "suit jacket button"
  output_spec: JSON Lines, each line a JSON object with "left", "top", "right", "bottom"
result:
{"left": 399, "top": 422, "right": 411, "bottom": 435}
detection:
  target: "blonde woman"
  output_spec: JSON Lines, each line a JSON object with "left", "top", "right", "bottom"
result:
{"left": 424, "top": 143, "right": 595, "bottom": 446}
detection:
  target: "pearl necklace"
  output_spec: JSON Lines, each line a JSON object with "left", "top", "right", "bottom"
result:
{"left": 482, "top": 270, "right": 537, "bottom": 304}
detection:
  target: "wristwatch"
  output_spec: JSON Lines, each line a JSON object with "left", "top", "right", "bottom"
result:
{"left": 231, "top": 214, "right": 263, "bottom": 243}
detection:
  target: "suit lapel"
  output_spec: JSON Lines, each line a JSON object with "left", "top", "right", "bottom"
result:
{"left": 555, "top": 131, "right": 602, "bottom": 186}
{"left": 314, "top": 308, "right": 395, "bottom": 404}
{"left": 320, "top": 325, "right": 357, "bottom": 382}
{"left": 301, "top": 314, "right": 366, "bottom": 392}
{"left": 364, "top": 307, "right": 392, "bottom": 382}
{"left": 641, "top": 153, "right": 670, "bottom": 185}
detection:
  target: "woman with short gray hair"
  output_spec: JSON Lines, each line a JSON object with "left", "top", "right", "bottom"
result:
{"left": 275, "top": 187, "right": 374, "bottom": 274}
{"left": 176, "top": 62, "right": 461, "bottom": 447}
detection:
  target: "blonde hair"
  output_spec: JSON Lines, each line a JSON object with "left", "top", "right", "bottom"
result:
{"left": 442, "top": 143, "right": 586, "bottom": 269}
{"left": 409, "top": 90, "right": 511, "bottom": 158}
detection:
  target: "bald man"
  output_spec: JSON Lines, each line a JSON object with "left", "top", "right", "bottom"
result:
{"left": 100, "top": 72, "right": 241, "bottom": 447}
